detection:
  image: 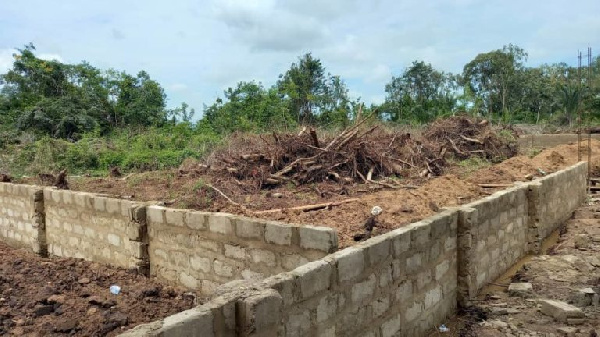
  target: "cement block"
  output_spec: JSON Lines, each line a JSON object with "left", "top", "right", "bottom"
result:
{"left": 179, "top": 272, "right": 199, "bottom": 289}
{"left": 380, "top": 313, "right": 401, "bottom": 337}
{"left": 190, "top": 256, "right": 211, "bottom": 273}
{"left": 161, "top": 307, "right": 215, "bottom": 337}
{"left": 366, "top": 235, "right": 391, "bottom": 266}
{"left": 165, "top": 209, "right": 185, "bottom": 227}
{"left": 147, "top": 206, "right": 166, "bottom": 224}
{"left": 250, "top": 249, "right": 276, "bottom": 267}
{"left": 335, "top": 247, "right": 365, "bottom": 282}
{"left": 293, "top": 260, "right": 332, "bottom": 299}
{"left": 265, "top": 222, "right": 292, "bottom": 245}
{"left": 185, "top": 212, "right": 207, "bottom": 230}
{"left": 213, "top": 260, "right": 234, "bottom": 277}
{"left": 299, "top": 226, "right": 337, "bottom": 252}
{"left": 281, "top": 254, "right": 309, "bottom": 271}
{"left": 391, "top": 227, "right": 411, "bottom": 256}
{"left": 351, "top": 273, "right": 376, "bottom": 304}
{"left": 235, "top": 217, "right": 264, "bottom": 240}
{"left": 540, "top": 299, "right": 584, "bottom": 323}
{"left": 224, "top": 244, "right": 247, "bottom": 260}
{"left": 316, "top": 294, "right": 338, "bottom": 323}
{"left": 241, "top": 289, "right": 283, "bottom": 332}
{"left": 208, "top": 213, "right": 233, "bottom": 235}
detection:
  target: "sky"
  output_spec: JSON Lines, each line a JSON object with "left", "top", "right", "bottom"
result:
{"left": 1, "top": 0, "right": 599, "bottom": 116}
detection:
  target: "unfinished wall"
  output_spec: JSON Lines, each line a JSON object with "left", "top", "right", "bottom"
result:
{"left": 0, "top": 183, "right": 45, "bottom": 254}
{"left": 457, "top": 185, "right": 529, "bottom": 304}
{"left": 518, "top": 134, "right": 600, "bottom": 151}
{"left": 527, "top": 162, "right": 588, "bottom": 252}
{"left": 44, "top": 189, "right": 149, "bottom": 272}
{"left": 242, "top": 209, "right": 458, "bottom": 337}
{"left": 146, "top": 205, "right": 337, "bottom": 294}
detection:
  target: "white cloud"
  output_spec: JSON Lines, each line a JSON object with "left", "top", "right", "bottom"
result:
{"left": 0, "top": 49, "right": 17, "bottom": 73}
{"left": 168, "top": 83, "right": 188, "bottom": 91}
{"left": 38, "top": 53, "right": 64, "bottom": 62}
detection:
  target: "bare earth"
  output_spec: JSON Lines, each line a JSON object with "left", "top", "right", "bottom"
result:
{"left": 0, "top": 243, "right": 197, "bottom": 336}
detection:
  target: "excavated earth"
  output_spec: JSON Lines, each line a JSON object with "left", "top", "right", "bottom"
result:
{"left": 0, "top": 242, "right": 198, "bottom": 336}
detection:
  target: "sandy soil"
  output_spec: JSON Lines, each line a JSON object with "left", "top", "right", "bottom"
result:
{"left": 0, "top": 243, "right": 198, "bottom": 336}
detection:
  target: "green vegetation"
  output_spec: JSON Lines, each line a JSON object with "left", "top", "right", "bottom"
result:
{"left": 1, "top": 43, "right": 599, "bottom": 176}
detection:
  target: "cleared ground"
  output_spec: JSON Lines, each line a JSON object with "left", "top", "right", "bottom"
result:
{"left": 0, "top": 243, "right": 197, "bottom": 336}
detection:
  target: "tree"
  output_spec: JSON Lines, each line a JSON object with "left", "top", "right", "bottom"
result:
{"left": 462, "top": 44, "right": 528, "bottom": 121}
{"left": 202, "top": 81, "right": 293, "bottom": 133}
{"left": 383, "top": 61, "right": 456, "bottom": 123}
{"left": 277, "top": 53, "right": 326, "bottom": 124}
{"left": 0, "top": 44, "right": 170, "bottom": 138}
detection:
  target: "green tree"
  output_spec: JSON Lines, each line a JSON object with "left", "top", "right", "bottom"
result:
{"left": 462, "top": 44, "right": 528, "bottom": 121}
{"left": 383, "top": 61, "right": 457, "bottom": 123}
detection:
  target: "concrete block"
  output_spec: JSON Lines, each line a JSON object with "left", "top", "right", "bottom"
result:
{"left": 410, "top": 222, "right": 431, "bottom": 249}
{"left": 316, "top": 294, "right": 338, "bottom": 323}
{"left": 250, "top": 249, "right": 276, "bottom": 267}
{"left": 105, "top": 199, "right": 121, "bottom": 215}
{"left": 351, "top": 273, "right": 376, "bottom": 304}
{"left": 179, "top": 272, "right": 199, "bottom": 289}
{"left": 93, "top": 197, "right": 105, "bottom": 212}
{"left": 190, "top": 256, "right": 211, "bottom": 273}
{"left": 107, "top": 233, "right": 121, "bottom": 247}
{"left": 435, "top": 260, "right": 450, "bottom": 281}
{"left": 213, "top": 260, "right": 234, "bottom": 277}
{"left": 241, "top": 289, "right": 283, "bottom": 333}
{"left": 224, "top": 244, "right": 247, "bottom": 260}
{"left": 299, "top": 226, "right": 337, "bottom": 252}
{"left": 508, "top": 283, "right": 533, "bottom": 297}
{"left": 293, "top": 260, "right": 332, "bottom": 299}
{"left": 285, "top": 311, "right": 310, "bottom": 337}
{"left": 147, "top": 206, "right": 166, "bottom": 224}
{"left": 406, "top": 252, "right": 422, "bottom": 273}
{"left": 161, "top": 307, "right": 215, "bottom": 337}
{"left": 424, "top": 285, "right": 442, "bottom": 309}
{"left": 391, "top": 227, "right": 411, "bottom": 256}
{"left": 281, "top": 254, "right": 309, "bottom": 271}
{"left": 395, "top": 280, "right": 413, "bottom": 302}
{"left": 371, "top": 296, "right": 390, "bottom": 318}
{"left": 184, "top": 212, "right": 207, "bottom": 230}
{"left": 540, "top": 299, "right": 584, "bottom": 323}
{"left": 165, "top": 209, "right": 185, "bottom": 227}
{"left": 405, "top": 301, "right": 423, "bottom": 322}
{"left": 380, "top": 313, "right": 401, "bottom": 337}
{"left": 335, "top": 247, "right": 365, "bottom": 282}
{"left": 235, "top": 217, "right": 264, "bottom": 239}
{"left": 265, "top": 222, "right": 292, "bottom": 245}
{"left": 241, "top": 269, "right": 264, "bottom": 281}
{"left": 366, "top": 235, "right": 391, "bottom": 266}
{"left": 208, "top": 213, "right": 233, "bottom": 235}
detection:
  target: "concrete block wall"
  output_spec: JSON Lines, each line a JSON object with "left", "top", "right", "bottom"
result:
{"left": 0, "top": 183, "right": 45, "bottom": 254}
{"left": 44, "top": 189, "right": 149, "bottom": 272}
{"left": 248, "top": 209, "right": 459, "bottom": 337}
{"left": 527, "top": 162, "right": 587, "bottom": 252}
{"left": 457, "top": 184, "right": 529, "bottom": 304}
{"left": 146, "top": 205, "right": 338, "bottom": 295}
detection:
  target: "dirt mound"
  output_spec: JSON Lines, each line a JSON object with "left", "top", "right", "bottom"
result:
{"left": 0, "top": 242, "right": 196, "bottom": 336}
{"left": 203, "top": 116, "right": 517, "bottom": 193}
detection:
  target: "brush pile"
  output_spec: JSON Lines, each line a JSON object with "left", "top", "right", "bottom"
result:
{"left": 203, "top": 116, "right": 518, "bottom": 192}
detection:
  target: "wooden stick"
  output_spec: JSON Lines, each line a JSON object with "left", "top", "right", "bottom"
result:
{"left": 460, "top": 134, "right": 483, "bottom": 144}
{"left": 207, "top": 183, "right": 244, "bottom": 208}
{"left": 478, "top": 183, "right": 514, "bottom": 188}
{"left": 254, "top": 198, "right": 360, "bottom": 214}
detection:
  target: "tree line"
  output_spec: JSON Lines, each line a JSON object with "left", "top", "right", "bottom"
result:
{"left": 1, "top": 43, "right": 599, "bottom": 142}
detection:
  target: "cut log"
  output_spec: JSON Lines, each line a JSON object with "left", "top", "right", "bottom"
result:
{"left": 460, "top": 135, "right": 483, "bottom": 144}
{"left": 254, "top": 198, "right": 360, "bottom": 214}
{"left": 478, "top": 183, "right": 513, "bottom": 188}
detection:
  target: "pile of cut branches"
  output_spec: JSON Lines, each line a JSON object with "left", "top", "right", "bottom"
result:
{"left": 423, "top": 116, "right": 518, "bottom": 162}
{"left": 202, "top": 116, "right": 517, "bottom": 192}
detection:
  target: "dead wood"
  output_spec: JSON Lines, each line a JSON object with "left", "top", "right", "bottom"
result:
{"left": 253, "top": 198, "right": 360, "bottom": 214}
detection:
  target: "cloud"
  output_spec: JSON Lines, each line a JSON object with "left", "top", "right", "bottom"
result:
{"left": 0, "top": 49, "right": 17, "bottom": 73}
{"left": 212, "top": 0, "right": 330, "bottom": 52}
{"left": 38, "top": 53, "right": 64, "bottom": 62}
{"left": 168, "top": 83, "right": 188, "bottom": 91}
{"left": 111, "top": 28, "right": 125, "bottom": 40}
